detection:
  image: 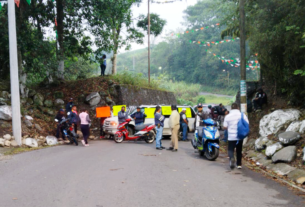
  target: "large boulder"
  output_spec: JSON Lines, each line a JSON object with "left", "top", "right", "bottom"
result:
{"left": 0, "top": 138, "right": 5, "bottom": 147}
{"left": 299, "top": 121, "right": 305, "bottom": 134}
{"left": 33, "top": 93, "right": 44, "bottom": 106}
{"left": 46, "top": 136, "right": 58, "bottom": 146}
{"left": 86, "top": 92, "right": 101, "bottom": 106}
{"left": 54, "top": 99, "right": 64, "bottom": 106}
{"left": 265, "top": 142, "right": 283, "bottom": 158}
{"left": 0, "top": 105, "right": 12, "bottom": 120}
{"left": 272, "top": 146, "right": 297, "bottom": 163}
{"left": 259, "top": 109, "right": 300, "bottom": 137}
{"left": 4, "top": 140, "right": 11, "bottom": 147}
{"left": 286, "top": 121, "right": 302, "bottom": 132}
{"left": 44, "top": 99, "right": 53, "bottom": 107}
{"left": 278, "top": 131, "right": 301, "bottom": 145}
{"left": 3, "top": 134, "right": 12, "bottom": 140}
{"left": 268, "top": 163, "right": 296, "bottom": 176}
{"left": 255, "top": 137, "right": 269, "bottom": 151}
{"left": 287, "top": 169, "right": 305, "bottom": 184}
{"left": 25, "top": 138, "right": 38, "bottom": 148}
{"left": 10, "top": 140, "right": 18, "bottom": 147}
{"left": 109, "top": 85, "right": 118, "bottom": 97}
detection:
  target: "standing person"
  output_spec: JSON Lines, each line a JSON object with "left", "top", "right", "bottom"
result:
{"left": 131, "top": 106, "right": 146, "bottom": 125}
{"left": 100, "top": 54, "right": 107, "bottom": 76}
{"left": 99, "top": 116, "right": 107, "bottom": 139}
{"left": 167, "top": 105, "right": 180, "bottom": 152}
{"left": 180, "top": 108, "right": 189, "bottom": 141}
{"left": 253, "top": 88, "right": 267, "bottom": 111}
{"left": 66, "top": 98, "right": 74, "bottom": 114}
{"left": 68, "top": 105, "right": 80, "bottom": 133}
{"left": 118, "top": 106, "right": 128, "bottom": 124}
{"left": 223, "top": 102, "right": 249, "bottom": 169}
{"left": 79, "top": 109, "right": 91, "bottom": 147}
{"left": 154, "top": 106, "right": 165, "bottom": 150}
{"left": 55, "top": 109, "right": 66, "bottom": 141}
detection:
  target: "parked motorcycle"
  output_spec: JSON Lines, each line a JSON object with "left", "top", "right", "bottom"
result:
{"left": 114, "top": 119, "right": 156, "bottom": 144}
{"left": 191, "top": 119, "right": 220, "bottom": 161}
{"left": 55, "top": 118, "right": 78, "bottom": 146}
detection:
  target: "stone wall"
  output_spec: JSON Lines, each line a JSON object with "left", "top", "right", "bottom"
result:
{"left": 113, "top": 85, "right": 176, "bottom": 106}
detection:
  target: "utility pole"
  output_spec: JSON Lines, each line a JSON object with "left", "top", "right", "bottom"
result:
{"left": 8, "top": 0, "right": 22, "bottom": 145}
{"left": 239, "top": 0, "right": 247, "bottom": 113}
{"left": 148, "top": 0, "right": 151, "bottom": 84}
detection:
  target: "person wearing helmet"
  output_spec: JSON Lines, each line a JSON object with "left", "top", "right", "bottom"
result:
{"left": 195, "top": 103, "right": 208, "bottom": 128}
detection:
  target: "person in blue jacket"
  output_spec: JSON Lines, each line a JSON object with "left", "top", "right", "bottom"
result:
{"left": 155, "top": 105, "right": 165, "bottom": 150}
{"left": 118, "top": 106, "right": 128, "bottom": 124}
{"left": 66, "top": 98, "right": 74, "bottom": 113}
{"left": 68, "top": 105, "right": 80, "bottom": 133}
{"left": 131, "top": 106, "right": 146, "bottom": 125}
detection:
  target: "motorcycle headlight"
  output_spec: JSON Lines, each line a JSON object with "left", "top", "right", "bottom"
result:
{"left": 215, "top": 130, "right": 220, "bottom": 138}
{"left": 204, "top": 130, "right": 213, "bottom": 139}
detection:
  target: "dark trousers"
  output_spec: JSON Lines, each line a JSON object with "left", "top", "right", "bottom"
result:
{"left": 253, "top": 98, "right": 263, "bottom": 109}
{"left": 56, "top": 125, "right": 65, "bottom": 139}
{"left": 81, "top": 124, "right": 90, "bottom": 144}
{"left": 228, "top": 140, "right": 243, "bottom": 166}
{"left": 101, "top": 65, "right": 106, "bottom": 76}
{"left": 100, "top": 124, "right": 105, "bottom": 136}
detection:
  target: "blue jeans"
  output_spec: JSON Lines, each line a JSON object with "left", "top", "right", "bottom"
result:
{"left": 223, "top": 130, "right": 228, "bottom": 142}
{"left": 182, "top": 123, "right": 188, "bottom": 140}
{"left": 156, "top": 126, "right": 163, "bottom": 148}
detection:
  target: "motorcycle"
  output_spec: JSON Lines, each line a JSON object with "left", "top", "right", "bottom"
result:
{"left": 191, "top": 118, "right": 220, "bottom": 161}
{"left": 55, "top": 118, "right": 78, "bottom": 146}
{"left": 114, "top": 118, "right": 156, "bottom": 144}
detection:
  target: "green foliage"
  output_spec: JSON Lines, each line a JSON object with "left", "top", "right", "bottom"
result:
{"left": 137, "top": 13, "right": 167, "bottom": 36}
{"left": 197, "top": 96, "right": 206, "bottom": 104}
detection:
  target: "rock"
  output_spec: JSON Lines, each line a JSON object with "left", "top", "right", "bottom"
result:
{"left": 0, "top": 105, "right": 12, "bottom": 120}
{"left": 33, "top": 93, "right": 44, "bottom": 106}
{"left": 54, "top": 99, "right": 64, "bottom": 106}
{"left": 86, "top": 92, "right": 101, "bottom": 106}
{"left": 265, "top": 142, "right": 283, "bottom": 158}
{"left": 46, "top": 136, "right": 58, "bottom": 145}
{"left": 35, "top": 124, "right": 42, "bottom": 132}
{"left": 58, "top": 141, "right": 64, "bottom": 145}
{"left": 1, "top": 91, "right": 10, "bottom": 99}
{"left": 278, "top": 131, "right": 301, "bottom": 145}
{"left": 243, "top": 139, "right": 255, "bottom": 149}
{"left": 0, "top": 138, "right": 5, "bottom": 147}
{"left": 0, "top": 97, "right": 8, "bottom": 105}
{"left": 255, "top": 137, "right": 269, "bottom": 151}
{"left": 268, "top": 163, "right": 296, "bottom": 176}
{"left": 105, "top": 97, "right": 113, "bottom": 104}
{"left": 296, "top": 177, "right": 305, "bottom": 185}
{"left": 109, "top": 85, "right": 118, "bottom": 97}
{"left": 3, "top": 134, "right": 11, "bottom": 140}
{"left": 266, "top": 140, "right": 274, "bottom": 147}
{"left": 44, "top": 99, "right": 53, "bottom": 107}
{"left": 287, "top": 169, "right": 305, "bottom": 183}
{"left": 89, "top": 135, "right": 95, "bottom": 140}
{"left": 299, "top": 120, "right": 305, "bottom": 134}
{"left": 28, "top": 89, "right": 37, "bottom": 97}
{"left": 286, "top": 121, "right": 302, "bottom": 132}
{"left": 10, "top": 140, "right": 18, "bottom": 147}
{"left": 4, "top": 140, "right": 11, "bottom": 147}
{"left": 24, "top": 119, "right": 33, "bottom": 128}
{"left": 25, "top": 138, "right": 38, "bottom": 148}
{"left": 54, "top": 91, "right": 64, "bottom": 99}
{"left": 259, "top": 109, "right": 300, "bottom": 137}
{"left": 25, "top": 115, "right": 33, "bottom": 120}
{"left": 256, "top": 158, "right": 272, "bottom": 167}
{"left": 99, "top": 91, "right": 108, "bottom": 97}
{"left": 272, "top": 146, "right": 297, "bottom": 163}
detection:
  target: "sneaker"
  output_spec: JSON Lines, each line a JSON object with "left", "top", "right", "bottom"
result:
{"left": 237, "top": 166, "right": 242, "bottom": 169}
{"left": 230, "top": 157, "right": 235, "bottom": 170}
{"left": 161, "top": 146, "right": 165, "bottom": 149}
{"left": 172, "top": 149, "right": 178, "bottom": 152}
{"left": 81, "top": 140, "right": 85, "bottom": 146}
{"left": 167, "top": 147, "right": 174, "bottom": 150}
{"left": 156, "top": 147, "right": 163, "bottom": 150}
{"left": 85, "top": 144, "right": 89, "bottom": 147}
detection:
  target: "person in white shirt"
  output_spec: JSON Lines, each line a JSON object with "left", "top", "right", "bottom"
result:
{"left": 223, "top": 102, "right": 249, "bottom": 170}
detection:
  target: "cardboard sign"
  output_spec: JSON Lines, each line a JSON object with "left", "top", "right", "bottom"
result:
{"left": 161, "top": 106, "right": 172, "bottom": 116}
{"left": 96, "top": 106, "right": 111, "bottom": 118}
{"left": 145, "top": 108, "right": 156, "bottom": 119}
{"left": 178, "top": 108, "right": 192, "bottom": 118}
{"left": 113, "top": 105, "right": 126, "bottom": 116}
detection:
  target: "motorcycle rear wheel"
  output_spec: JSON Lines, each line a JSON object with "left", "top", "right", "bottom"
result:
{"left": 114, "top": 134, "right": 124, "bottom": 143}
{"left": 204, "top": 147, "right": 219, "bottom": 161}
{"left": 145, "top": 131, "right": 155, "bottom": 144}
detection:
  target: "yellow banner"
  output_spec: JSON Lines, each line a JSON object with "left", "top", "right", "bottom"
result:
{"left": 113, "top": 105, "right": 126, "bottom": 116}
{"left": 161, "top": 106, "right": 172, "bottom": 115}
{"left": 178, "top": 108, "right": 192, "bottom": 118}
{"left": 144, "top": 108, "right": 156, "bottom": 119}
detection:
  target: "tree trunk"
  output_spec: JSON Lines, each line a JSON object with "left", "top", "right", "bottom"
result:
{"left": 112, "top": 53, "right": 117, "bottom": 74}
{"left": 56, "top": 0, "right": 65, "bottom": 80}
{"left": 17, "top": 49, "right": 28, "bottom": 98}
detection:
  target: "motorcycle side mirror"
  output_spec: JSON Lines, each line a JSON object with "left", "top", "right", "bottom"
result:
{"left": 55, "top": 119, "right": 59, "bottom": 122}
{"left": 67, "top": 112, "right": 71, "bottom": 116}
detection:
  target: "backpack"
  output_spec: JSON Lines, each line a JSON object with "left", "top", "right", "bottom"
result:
{"left": 237, "top": 113, "right": 249, "bottom": 140}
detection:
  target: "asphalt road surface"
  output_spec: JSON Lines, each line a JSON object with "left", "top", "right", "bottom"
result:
{"left": 0, "top": 137, "right": 304, "bottom": 207}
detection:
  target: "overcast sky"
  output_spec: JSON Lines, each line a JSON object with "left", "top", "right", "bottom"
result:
{"left": 124, "top": 0, "right": 198, "bottom": 52}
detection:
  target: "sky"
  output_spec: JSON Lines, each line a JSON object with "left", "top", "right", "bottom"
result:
{"left": 124, "top": 0, "right": 199, "bottom": 52}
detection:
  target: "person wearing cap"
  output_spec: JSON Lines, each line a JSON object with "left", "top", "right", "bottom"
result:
{"left": 180, "top": 108, "right": 189, "bottom": 141}
{"left": 118, "top": 106, "right": 128, "bottom": 124}
{"left": 55, "top": 109, "right": 66, "bottom": 141}
{"left": 167, "top": 105, "right": 180, "bottom": 152}
{"left": 66, "top": 98, "right": 74, "bottom": 113}
{"left": 195, "top": 103, "right": 208, "bottom": 128}
{"left": 131, "top": 106, "right": 146, "bottom": 125}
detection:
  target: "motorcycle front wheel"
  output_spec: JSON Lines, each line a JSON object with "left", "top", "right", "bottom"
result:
{"left": 145, "top": 131, "right": 155, "bottom": 144}
{"left": 114, "top": 134, "right": 124, "bottom": 143}
{"left": 204, "top": 147, "right": 219, "bottom": 161}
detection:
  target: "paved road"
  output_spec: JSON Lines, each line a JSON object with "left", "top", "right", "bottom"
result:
{"left": 199, "top": 92, "right": 234, "bottom": 99}
{"left": 0, "top": 138, "right": 304, "bottom": 207}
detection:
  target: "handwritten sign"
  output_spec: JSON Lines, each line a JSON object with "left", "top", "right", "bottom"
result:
{"left": 161, "top": 106, "right": 172, "bottom": 116}
{"left": 113, "top": 105, "right": 126, "bottom": 116}
{"left": 178, "top": 108, "right": 192, "bottom": 118}
{"left": 96, "top": 106, "right": 111, "bottom": 118}
{"left": 144, "top": 108, "right": 156, "bottom": 119}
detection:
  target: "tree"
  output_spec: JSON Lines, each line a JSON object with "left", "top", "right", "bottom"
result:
{"left": 137, "top": 13, "right": 167, "bottom": 37}
{"left": 84, "top": 0, "right": 144, "bottom": 74}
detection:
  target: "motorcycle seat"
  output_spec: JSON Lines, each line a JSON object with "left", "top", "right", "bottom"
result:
{"left": 135, "top": 124, "right": 151, "bottom": 131}
{"left": 197, "top": 126, "right": 204, "bottom": 138}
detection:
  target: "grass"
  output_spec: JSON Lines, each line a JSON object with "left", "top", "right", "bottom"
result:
{"left": 4, "top": 145, "right": 53, "bottom": 156}
{"left": 203, "top": 95, "right": 234, "bottom": 105}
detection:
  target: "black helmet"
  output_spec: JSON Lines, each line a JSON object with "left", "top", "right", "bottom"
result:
{"left": 171, "top": 105, "right": 177, "bottom": 110}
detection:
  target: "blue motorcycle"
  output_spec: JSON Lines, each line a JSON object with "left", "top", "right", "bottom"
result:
{"left": 191, "top": 119, "right": 220, "bottom": 161}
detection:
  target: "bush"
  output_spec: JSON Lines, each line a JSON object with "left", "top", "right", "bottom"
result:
{"left": 197, "top": 96, "right": 206, "bottom": 104}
